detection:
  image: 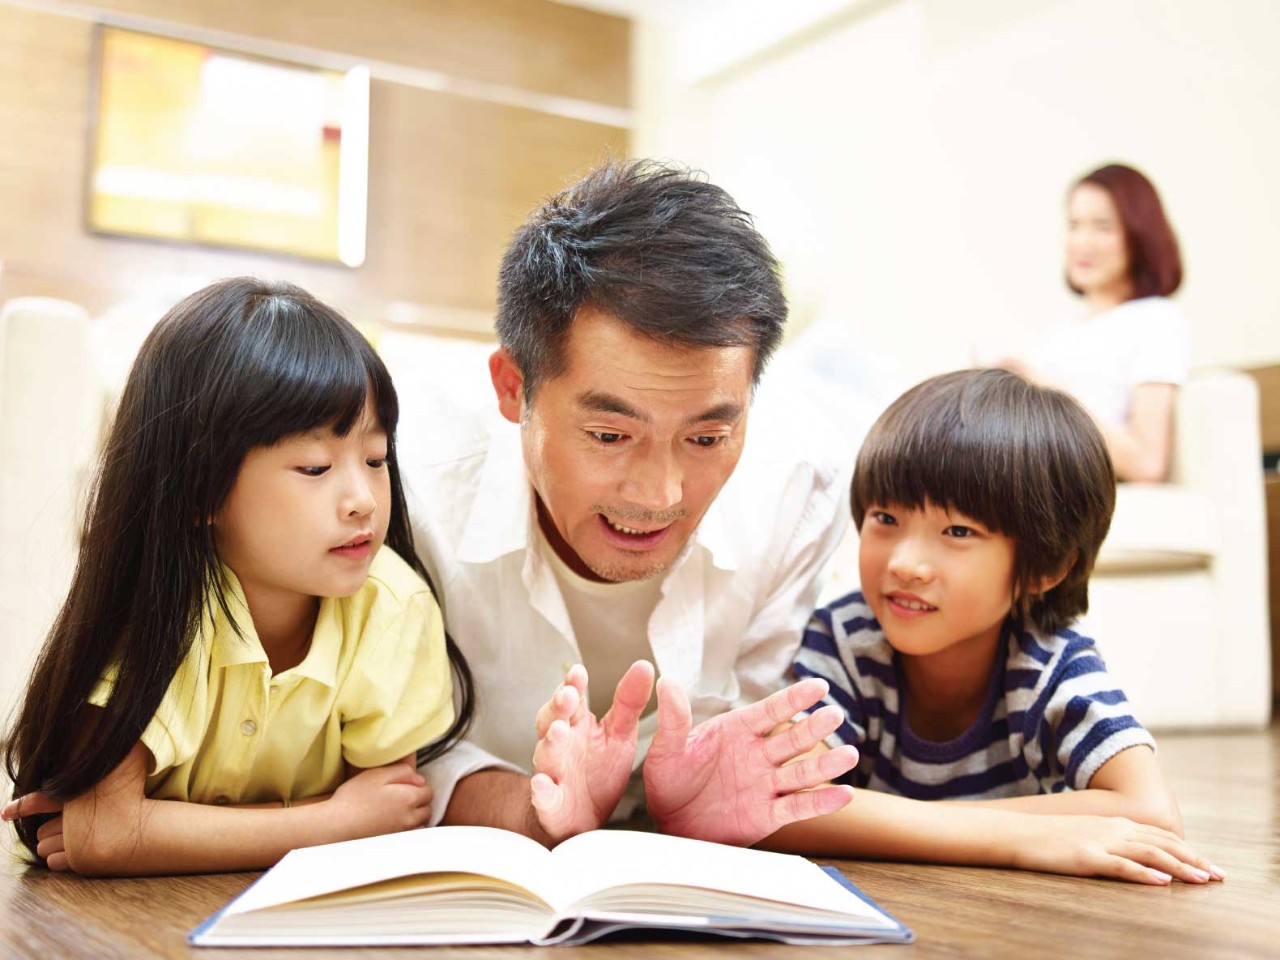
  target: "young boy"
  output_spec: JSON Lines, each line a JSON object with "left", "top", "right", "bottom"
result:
{"left": 764, "top": 369, "right": 1223, "bottom": 885}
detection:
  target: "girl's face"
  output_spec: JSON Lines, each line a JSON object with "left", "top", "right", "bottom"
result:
{"left": 1065, "top": 183, "right": 1132, "bottom": 303}
{"left": 213, "top": 396, "right": 391, "bottom": 611}
{"left": 858, "top": 501, "right": 1016, "bottom": 662}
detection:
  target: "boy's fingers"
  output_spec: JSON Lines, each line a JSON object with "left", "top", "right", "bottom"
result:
{"left": 1122, "top": 843, "right": 1211, "bottom": 884}
{"left": 1102, "top": 854, "right": 1171, "bottom": 885}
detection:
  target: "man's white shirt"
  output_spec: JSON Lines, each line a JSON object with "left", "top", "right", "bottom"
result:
{"left": 386, "top": 339, "right": 852, "bottom": 824}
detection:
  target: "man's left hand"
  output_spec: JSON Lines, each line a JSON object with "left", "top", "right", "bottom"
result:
{"left": 643, "top": 677, "right": 858, "bottom": 846}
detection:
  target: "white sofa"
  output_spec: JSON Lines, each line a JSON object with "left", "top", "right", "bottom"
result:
{"left": 0, "top": 296, "right": 1271, "bottom": 732}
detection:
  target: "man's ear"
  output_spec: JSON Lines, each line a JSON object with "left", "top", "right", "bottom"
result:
{"left": 489, "top": 347, "right": 525, "bottom": 424}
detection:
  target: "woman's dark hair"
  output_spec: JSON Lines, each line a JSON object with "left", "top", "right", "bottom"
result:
{"left": 852, "top": 368, "right": 1116, "bottom": 634}
{"left": 495, "top": 159, "right": 787, "bottom": 401}
{"left": 3, "top": 277, "right": 473, "bottom": 857}
{"left": 1069, "top": 163, "right": 1183, "bottom": 299}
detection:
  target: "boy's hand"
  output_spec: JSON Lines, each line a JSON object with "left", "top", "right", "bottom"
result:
{"left": 644, "top": 677, "right": 858, "bottom": 846}
{"left": 328, "top": 763, "right": 433, "bottom": 838}
{"left": 530, "top": 661, "right": 655, "bottom": 843}
{"left": 1012, "top": 814, "right": 1225, "bottom": 884}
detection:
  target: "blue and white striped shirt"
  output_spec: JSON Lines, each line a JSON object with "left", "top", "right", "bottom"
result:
{"left": 793, "top": 591, "right": 1155, "bottom": 799}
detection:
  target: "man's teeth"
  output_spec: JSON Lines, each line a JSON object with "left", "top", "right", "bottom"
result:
{"left": 608, "top": 519, "right": 650, "bottom": 535}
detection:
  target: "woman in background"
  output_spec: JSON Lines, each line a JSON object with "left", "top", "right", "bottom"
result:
{"left": 1004, "top": 163, "right": 1188, "bottom": 482}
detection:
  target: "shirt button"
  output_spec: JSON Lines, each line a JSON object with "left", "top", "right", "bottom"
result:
{"left": 241, "top": 720, "right": 257, "bottom": 736}
{"left": 213, "top": 795, "right": 230, "bottom": 805}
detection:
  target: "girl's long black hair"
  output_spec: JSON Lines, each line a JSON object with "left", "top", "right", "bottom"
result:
{"left": 3, "top": 278, "right": 474, "bottom": 856}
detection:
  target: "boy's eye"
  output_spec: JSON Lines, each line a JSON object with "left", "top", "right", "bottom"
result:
{"left": 591, "top": 431, "right": 624, "bottom": 444}
{"left": 944, "top": 525, "right": 975, "bottom": 538}
{"left": 871, "top": 510, "right": 896, "bottom": 526}
{"left": 296, "top": 465, "right": 330, "bottom": 477}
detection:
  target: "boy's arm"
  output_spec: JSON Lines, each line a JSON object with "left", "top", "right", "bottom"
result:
{"left": 760, "top": 783, "right": 1217, "bottom": 885}
{"left": 49, "top": 744, "right": 432, "bottom": 876}
{"left": 943, "top": 746, "right": 1184, "bottom": 834}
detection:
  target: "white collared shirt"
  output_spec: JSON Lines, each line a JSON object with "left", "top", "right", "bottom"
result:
{"left": 387, "top": 343, "right": 853, "bottom": 824}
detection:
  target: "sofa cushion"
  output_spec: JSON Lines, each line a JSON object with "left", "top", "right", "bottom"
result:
{"left": 1094, "top": 483, "right": 1216, "bottom": 573}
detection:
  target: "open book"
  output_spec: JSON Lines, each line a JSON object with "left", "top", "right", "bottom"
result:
{"left": 190, "top": 827, "right": 913, "bottom": 947}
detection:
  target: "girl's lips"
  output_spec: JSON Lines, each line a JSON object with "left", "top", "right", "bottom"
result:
{"left": 330, "top": 540, "right": 371, "bottom": 559}
{"left": 598, "top": 514, "right": 671, "bottom": 551}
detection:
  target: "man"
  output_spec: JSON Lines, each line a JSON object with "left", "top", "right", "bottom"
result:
{"left": 392, "top": 160, "right": 857, "bottom": 846}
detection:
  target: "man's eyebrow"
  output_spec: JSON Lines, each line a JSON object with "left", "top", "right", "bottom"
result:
{"left": 577, "top": 391, "right": 647, "bottom": 422}
{"left": 686, "top": 402, "right": 744, "bottom": 426}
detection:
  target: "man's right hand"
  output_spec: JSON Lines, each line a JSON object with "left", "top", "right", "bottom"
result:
{"left": 530, "top": 661, "right": 655, "bottom": 844}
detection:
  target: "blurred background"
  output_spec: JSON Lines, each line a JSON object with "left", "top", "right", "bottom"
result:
{"left": 0, "top": 0, "right": 1277, "bottom": 726}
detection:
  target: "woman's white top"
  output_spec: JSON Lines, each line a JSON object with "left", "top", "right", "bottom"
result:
{"left": 1030, "top": 296, "right": 1191, "bottom": 427}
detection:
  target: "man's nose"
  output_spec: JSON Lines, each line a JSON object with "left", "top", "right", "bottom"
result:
{"left": 622, "top": 447, "right": 682, "bottom": 513}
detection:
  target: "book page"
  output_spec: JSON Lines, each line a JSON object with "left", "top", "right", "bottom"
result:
{"left": 221, "top": 826, "right": 560, "bottom": 917}
{"left": 550, "top": 831, "right": 892, "bottom": 923}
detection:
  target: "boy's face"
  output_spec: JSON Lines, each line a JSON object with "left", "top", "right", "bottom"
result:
{"left": 858, "top": 500, "right": 1016, "bottom": 661}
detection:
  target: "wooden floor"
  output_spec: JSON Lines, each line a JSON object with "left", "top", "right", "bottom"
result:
{"left": 2, "top": 722, "right": 1278, "bottom": 959}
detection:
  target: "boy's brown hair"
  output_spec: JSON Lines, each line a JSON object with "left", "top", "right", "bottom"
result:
{"left": 852, "top": 368, "right": 1116, "bottom": 634}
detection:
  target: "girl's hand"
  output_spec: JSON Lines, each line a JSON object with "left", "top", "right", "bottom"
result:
{"left": 35, "top": 816, "right": 70, "bottom": 872}
{"left": 1011, "top": 815, "right": 1224, "bottom": 885}
{"left": 328, "top": 763, "right": 434, "bottom": 838}
{"left": 1, "top": 791, "right": 63, "bottom": 822}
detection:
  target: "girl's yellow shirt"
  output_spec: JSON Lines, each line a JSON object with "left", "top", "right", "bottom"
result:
{"left": 91, "top": 548, "right": 454, "bottom": 805}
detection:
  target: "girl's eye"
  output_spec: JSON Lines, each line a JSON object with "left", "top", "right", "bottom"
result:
{"left": 591, "top": 432, "right": 624, "bottom": 444}
{"left": 296, "top": 466, "right": 330, "bottom": 477}
{"left": 367, "top": 458, "right": 387, "bottom": 469}
{"left": 944, "top": 525, "right": 975, "bottom": 538}
{"left": 690, "top": 435, "right": 723, "bottom": 448}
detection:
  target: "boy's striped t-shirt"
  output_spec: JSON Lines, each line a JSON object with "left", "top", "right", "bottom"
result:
{"left": 793, "top": 591, "right": 1155, "bottom": 798}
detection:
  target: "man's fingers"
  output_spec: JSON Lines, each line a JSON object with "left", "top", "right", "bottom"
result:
{"left": 773, "top": 745, "right": 859, "bottom": 794}
{"left": 535, "top": 682, "right": 582, "bottom": 738}
{"left": 530, "top": 773, "right": 564, "bottom": 814}
{"left": 761, "top": 706, "right": 844, "bottom": 766}
{"left": 602, "top": 661, "right": 656, "bottom": 739}
{"left": 771, "top": 784, "right": 855, "bottom": 830}
{"left": 649, "top": 676, "right": 693, "bottom": 757}
{"left": 739, "top": 679, "right": 830, "bottom": 736}
{"left": 532, "top": 719, "right": 572, "bottom": 781}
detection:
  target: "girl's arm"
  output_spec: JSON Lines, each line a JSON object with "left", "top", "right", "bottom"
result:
{"left": 1095, "top": 382, "right": 1178, "bottom": 482}
{"left": 44, "top": 744, "right": 431, "bottom": 876}
{"left": 942, "top": 746, "right": 1184, "bottom": 833}
{"left": 761, "top": 784, "right": 1218, "bottom": 885}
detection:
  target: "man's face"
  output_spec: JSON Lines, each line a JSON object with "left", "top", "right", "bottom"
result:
{"left": 491, "top": 306, "right": 755, "bottom": 583}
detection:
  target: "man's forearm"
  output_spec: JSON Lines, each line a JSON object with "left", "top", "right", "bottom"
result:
{"left": 440, "top": 769, "right": 553, "bottom": 846}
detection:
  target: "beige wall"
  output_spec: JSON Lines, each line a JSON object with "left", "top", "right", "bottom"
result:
{"left": 0, "top": 0, "right": 630, "bottom": 326}
{"left": 635, "top": 0, "right": 1280, "bottom": 381}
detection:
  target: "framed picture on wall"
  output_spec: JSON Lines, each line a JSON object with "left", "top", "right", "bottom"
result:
{"left": 86, "top": 24, "right": 369, "bottom": 266}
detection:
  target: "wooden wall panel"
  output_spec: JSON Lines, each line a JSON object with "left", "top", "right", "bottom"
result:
{"left": 82, "top": 0, "right": 630, "bottom": 107}
{"left": 0, "top": 2, "right": 629, "bottom": 327}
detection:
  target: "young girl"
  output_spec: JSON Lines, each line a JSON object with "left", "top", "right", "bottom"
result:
{"left": 765, "top": 368, "right": 1223, "bottom": 886}
{"left": 2, "top": 278, "right": 473, "bottom": 875}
